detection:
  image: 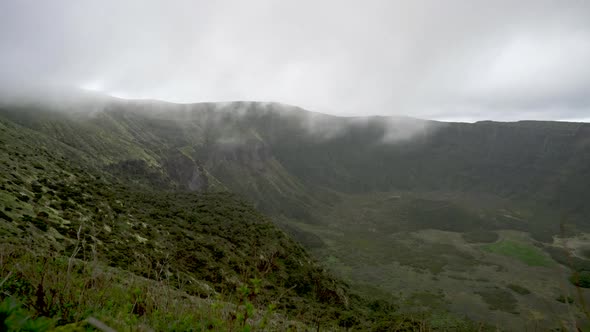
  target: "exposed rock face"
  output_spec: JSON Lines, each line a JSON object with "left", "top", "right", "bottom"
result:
{"left": 208, "top": 140, "right": 271, "bottom": 169}
{"left": 163, "top": 151, "right": 209, "bottom": 191}
{"left": 105, "top": 159, "right": 172, "bottom": 189}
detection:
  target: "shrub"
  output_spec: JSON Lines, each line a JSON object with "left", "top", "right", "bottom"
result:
{"left": 22, "top": 214, "right": 48, "bottom": 231}
{"left": 0, "top": 211, "right": 12, "bottom": 222}
{"left": 338, "top": 311, "right": 360, "bottom": 329}
{"left": 0, "top": 297, "right": 54, "bottom": 331}
{"left": 31, "top": 182, "right": 43, "bottom": 193}
{"left": 60, "top": 201, "right": 76, "bottom": 210}
{"left": 31, "top": 218, "right": 48, "bottom": 232}
{"left": 556, "top": 295, "right": 574, "bottom": 304}
{"left": 570, "top": 271, "right": 590, "bottom": 288}
{"left": 37, "top": 211, "right": 49, "bottom": 219}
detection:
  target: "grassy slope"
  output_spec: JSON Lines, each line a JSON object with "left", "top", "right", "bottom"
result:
{"left": 2, "top": 98, "right": 590, "bottom": 329}
{"left": 5, "top": 101, "right": 589, "bottom": 231}
{"left": 0, "top": 114, "right": 384, "bottom": 331}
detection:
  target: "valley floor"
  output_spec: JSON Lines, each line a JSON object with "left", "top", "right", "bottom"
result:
{"left": 280, "top": 191, "right": 590, "bottom": 330}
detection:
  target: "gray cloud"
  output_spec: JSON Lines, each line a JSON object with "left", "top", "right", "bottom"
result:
{"left": 1, "top": 0, "right": 589, "bottom": 121}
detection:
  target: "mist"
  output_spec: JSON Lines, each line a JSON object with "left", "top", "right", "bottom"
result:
{"left": 1, "top": 0, "right": 589, "bottom": 122}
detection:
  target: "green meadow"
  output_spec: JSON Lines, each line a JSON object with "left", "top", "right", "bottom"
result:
{"left": 482, "top": 240, "right": 553, "bottom": 267}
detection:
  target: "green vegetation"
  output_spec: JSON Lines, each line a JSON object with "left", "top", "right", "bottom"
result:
{"left": 474, "top": 288, "right": 518, "bottom": 314}
{"left": 0, "top": 109, "right": 446, "bottom": 331}
{"left": 482, "top": 240, "right": 553, "bottom": 266}
{"left": 2, "top": 98, "right": 590, "bottom": 330}
{"left": 556, "top": 295, "right": 575, "bottom": 304}
{"left": 570, "top": 271, "right": 590, "bottom": 288}
{"left": 0, "top": 117, "right": 319, "bottom": 329}
{"left": 0, "top": 298, "right": 54, "bottom": 332}
{"left": 0, "top": 247, "right": 310, "bottom": 331}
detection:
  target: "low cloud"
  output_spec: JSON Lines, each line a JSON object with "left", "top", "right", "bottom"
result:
{"left": 0, "top": 0, "right": 589, "bottom": 121}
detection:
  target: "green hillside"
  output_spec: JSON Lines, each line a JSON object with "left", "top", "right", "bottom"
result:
{"left": 0, "top": 112, "right": 423, "bottom": 331}
{"left": 2, "top": 96, "right": 590, "bottom": 330}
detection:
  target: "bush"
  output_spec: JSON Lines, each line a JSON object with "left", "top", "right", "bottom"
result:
{"left": 0, "top": 210, "right": 12, "bottom": 222}
{"left": 31, "top": 182, "right": 43, "bottom": 193}
{"left": 556, "top": 295, "right": 574, "bottom": 304}
{"left": 507, "top": 284, "right": 531, "bottom": 295}
{"left": 338, "top": 311, "right": 360, "bottom": 329}
{"left": 0, "top": 297, "right": 54, "bottom": 331}
{"left": 21, "top": 214, "right": 33, "bottom": 222}
{"left": 22, "top": 214, "right": 48, "bottom": 231}
{"left": 31, "top": 218, "right": 48, "bottom": 232}
{"left": 37, "top": 211, "right": 49, "bottom": 219}
{"left": 570, "top": 271, "right": 590, "bottom": 288}
{"left": 60, "top": 200, "right": 76, "bottom": 210}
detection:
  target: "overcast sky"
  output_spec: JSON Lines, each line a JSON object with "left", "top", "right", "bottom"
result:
{"left": 1, "top": 1, "right": 589, "bottom": 122}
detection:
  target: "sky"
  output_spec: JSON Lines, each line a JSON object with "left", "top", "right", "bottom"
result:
{"left": 0, "top": 0, "right": 589, "bottom": 122}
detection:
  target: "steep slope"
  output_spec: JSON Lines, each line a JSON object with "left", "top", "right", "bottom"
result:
{"left": 0, "top": 111, "right": 379, "bottom": 330}
{"left": 7, "top": 99, "right": 589, "bottom": 223}
{"left": 4, "top": 98, "right": 590, "bottom": 211}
